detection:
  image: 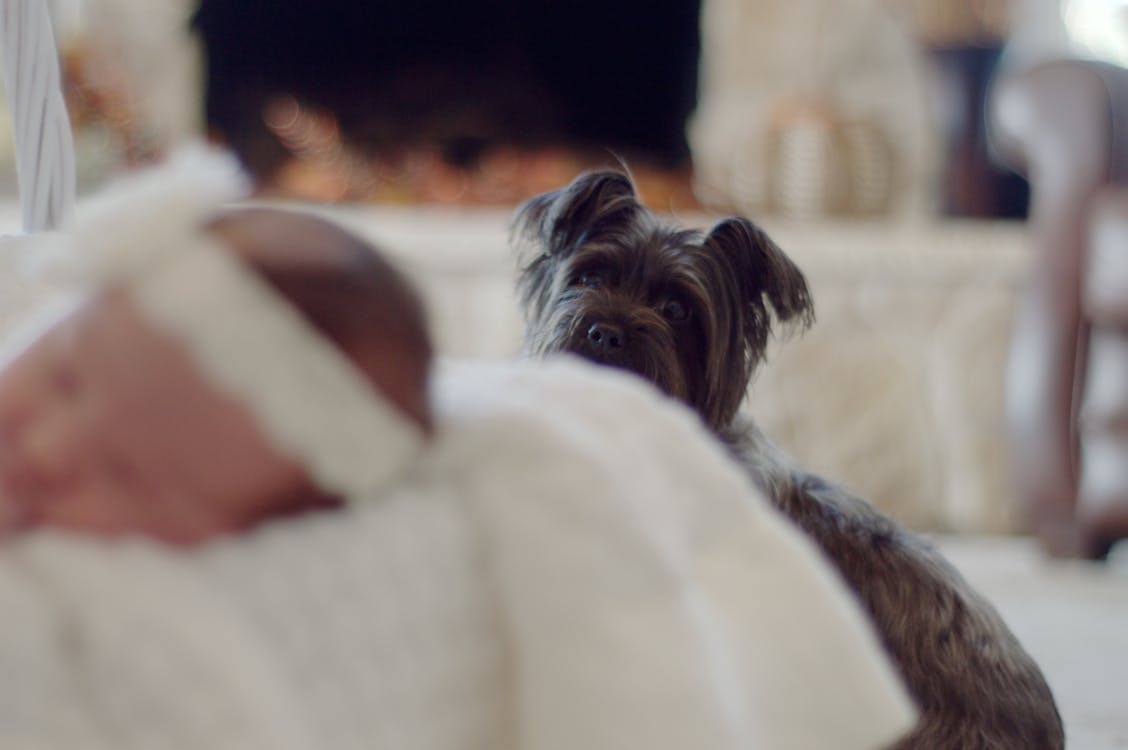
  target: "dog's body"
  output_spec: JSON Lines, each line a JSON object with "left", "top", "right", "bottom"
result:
{"left": 512, "top": 170, "right": 1064, "bottom": 750}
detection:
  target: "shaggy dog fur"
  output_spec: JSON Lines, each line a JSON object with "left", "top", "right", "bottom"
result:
{"left": 511, "top": 169, "right": 1064, "bottom": 750}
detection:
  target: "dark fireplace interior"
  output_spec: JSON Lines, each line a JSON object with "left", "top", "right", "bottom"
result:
{"left": 192, "top": 0, "right": 702, "bottom": 202}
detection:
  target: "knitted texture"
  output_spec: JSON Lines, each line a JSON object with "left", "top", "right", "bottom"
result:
{"left": 0, "top": 358, "right": 916, "bottom": 749}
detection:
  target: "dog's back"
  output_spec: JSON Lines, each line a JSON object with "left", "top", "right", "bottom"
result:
{"left": 729, "top": 418, "right": 1065, "bottom": 750}
{"left": 511, "top": 169, "right": 1065, "bottom": 748}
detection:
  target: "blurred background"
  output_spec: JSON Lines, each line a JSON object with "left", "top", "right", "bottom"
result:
{"left": 0, "top": 0, "right": 1117, "bottom": 215}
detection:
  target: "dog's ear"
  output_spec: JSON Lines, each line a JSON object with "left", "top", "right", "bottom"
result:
{"left": 510, "top": 170, "right": 640, "bottom": 266}
{"left": 705, "top": 217, "right": 815, "bottom": 355}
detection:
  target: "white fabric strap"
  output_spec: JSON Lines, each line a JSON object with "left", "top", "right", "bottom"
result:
{"left": 38, "top": 146, "right": 424, "bottom": 498}
{"left": 132, "top": 237, "right": 424, "bottom": 498}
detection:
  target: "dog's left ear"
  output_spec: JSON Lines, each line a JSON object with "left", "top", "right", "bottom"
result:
{"left": 705, "top": 217, "right": 815, "bottom": 352}
{"left": 510, "top": 170, "right": 640, "bottom": 268}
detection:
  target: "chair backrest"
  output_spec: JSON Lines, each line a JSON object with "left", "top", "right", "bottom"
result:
{"left": 989, "top": 58, "right": 1128, "bottom": 556}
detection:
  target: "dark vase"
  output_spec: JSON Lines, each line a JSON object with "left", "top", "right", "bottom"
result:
{"left": 928, "top": 43, "right": 1029, "bottom": 218}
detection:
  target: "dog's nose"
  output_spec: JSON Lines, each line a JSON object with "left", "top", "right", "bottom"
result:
{"left": 587, "top": 322, "right": 626, "bottom": 350}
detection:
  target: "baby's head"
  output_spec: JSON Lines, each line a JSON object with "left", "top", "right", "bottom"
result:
{"left": 0, "top": 155, "right": 432, "bottom": 545}
{"left": 209, "top": 206, "right": 434, "bottom": 434}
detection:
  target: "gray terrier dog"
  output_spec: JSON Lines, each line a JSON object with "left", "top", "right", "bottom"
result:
{"left": 512, "top": 169, "right": 1064, "bottom": 750}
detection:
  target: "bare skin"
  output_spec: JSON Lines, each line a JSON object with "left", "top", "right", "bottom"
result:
{"left": 0, "top": 290, "right": 314, "bottom": 544}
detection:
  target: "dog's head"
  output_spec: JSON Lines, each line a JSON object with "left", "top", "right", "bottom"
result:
{"left": 511, "top": 169, "right": 813, "bottom": 432}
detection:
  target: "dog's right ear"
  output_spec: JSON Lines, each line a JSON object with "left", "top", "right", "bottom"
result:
{"left": 705, "top": 217, "right": 815, "bottom": 365}
{"left": 510, "top": 170, "right": 640, "bottom": 267}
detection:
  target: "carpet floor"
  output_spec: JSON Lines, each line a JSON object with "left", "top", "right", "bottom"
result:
{"left": 937, "top": 535, "right": 1128, "bottom": 749}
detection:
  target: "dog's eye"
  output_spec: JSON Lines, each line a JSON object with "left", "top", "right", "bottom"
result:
{"left": 573, "top": 269, "right": 607, "bottom": 288}
{"left": 661, "top": 298, "right": 689, "bottom": 322}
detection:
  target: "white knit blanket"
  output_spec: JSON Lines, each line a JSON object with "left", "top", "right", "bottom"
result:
{"left": 0, "top": 357, "right": 917, "bottom": 750}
